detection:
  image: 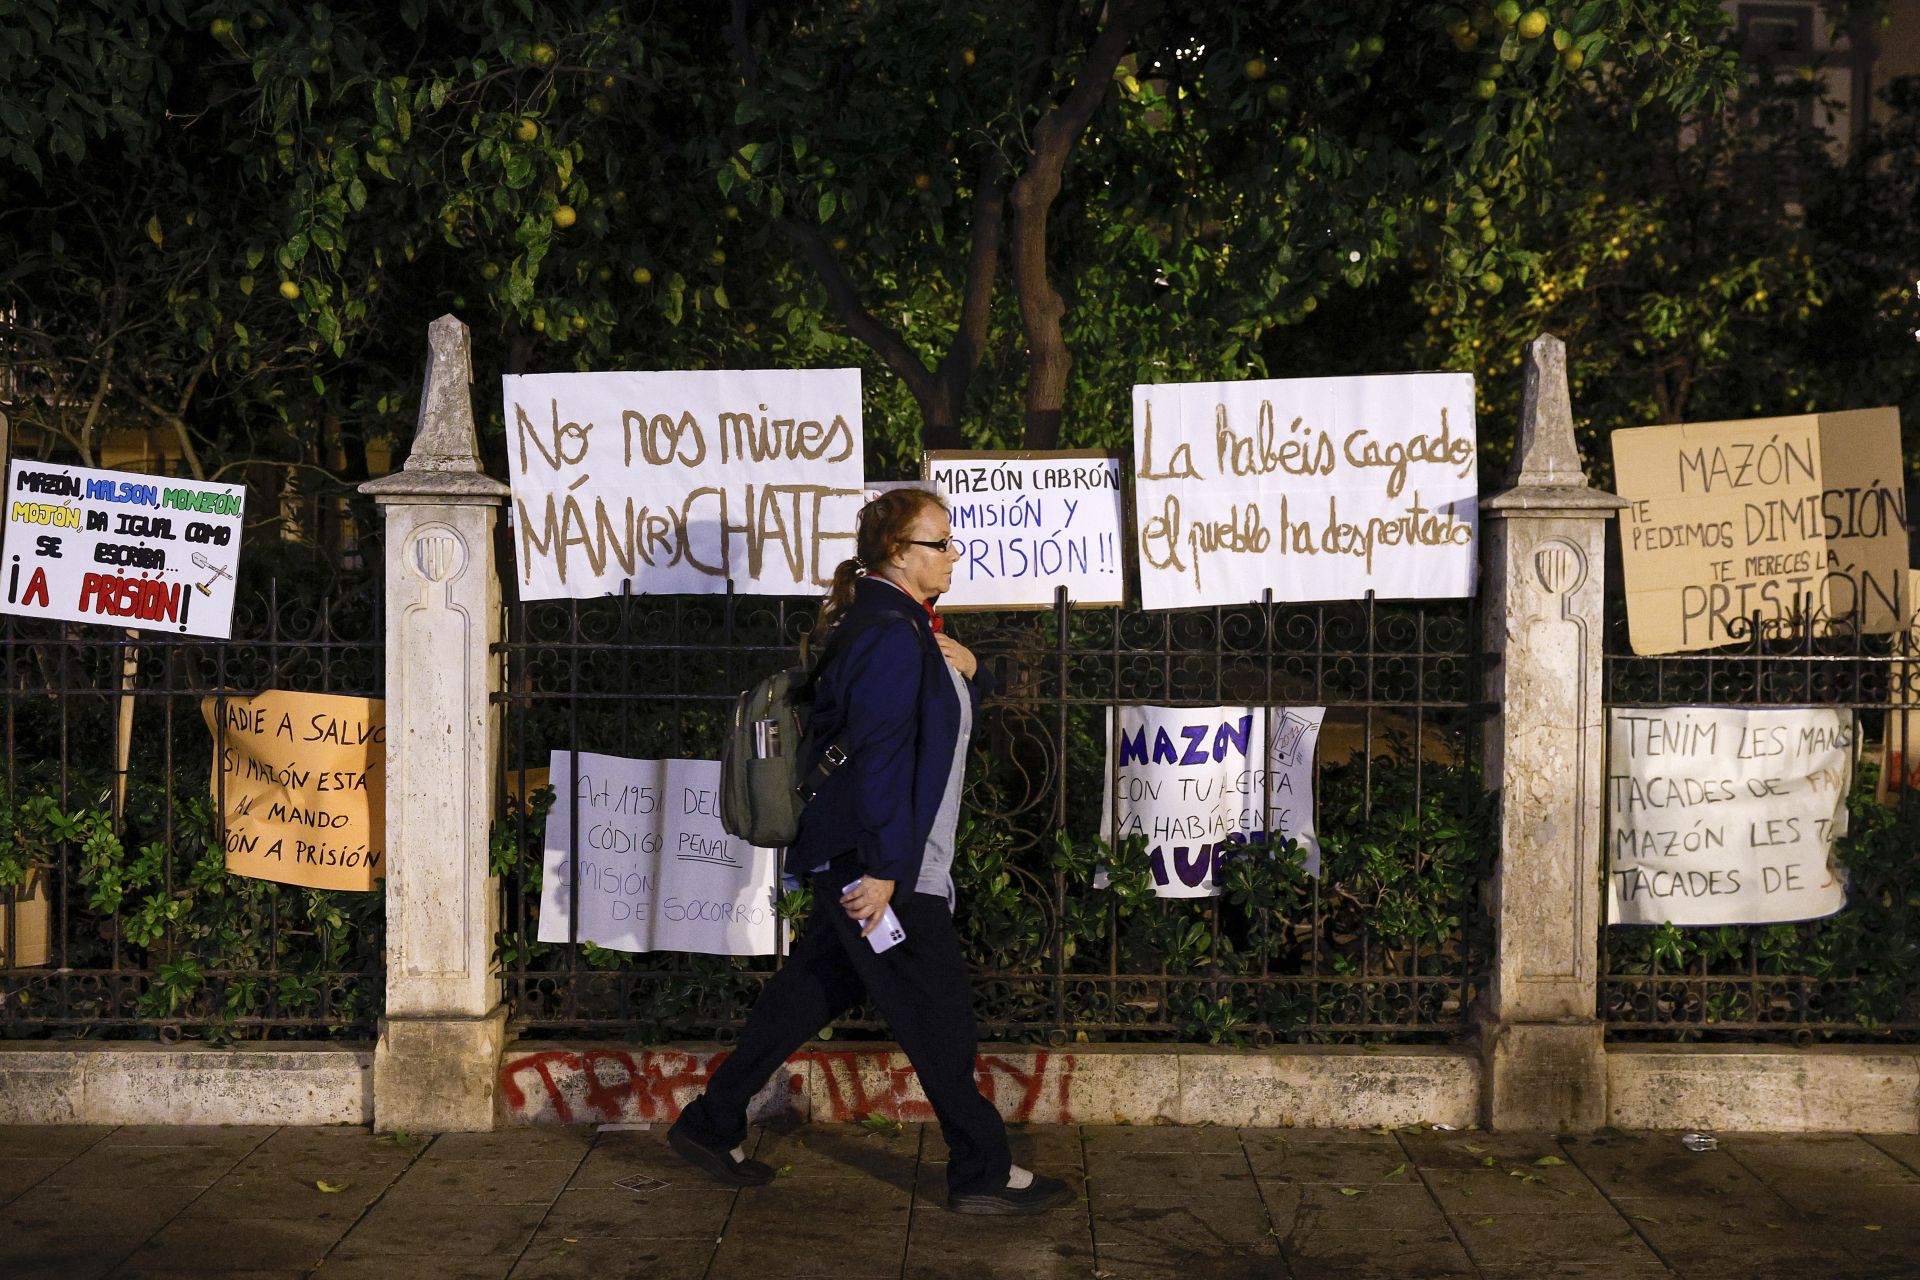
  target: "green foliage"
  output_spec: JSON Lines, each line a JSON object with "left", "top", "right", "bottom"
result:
{"left": 1, "top": 767, "right": 380, "bottom": 1037}
{"left": 1604, "top": 763, "right": 1920, "bottom": 1037}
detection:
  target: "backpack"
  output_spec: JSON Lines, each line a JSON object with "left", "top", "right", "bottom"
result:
{"left": 719, "top": 617, "right": 878, "bottom": 847}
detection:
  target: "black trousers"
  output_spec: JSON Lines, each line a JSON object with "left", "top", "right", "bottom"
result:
{"left": 677, "top": 861, "right": 1011, "bottom": 1195}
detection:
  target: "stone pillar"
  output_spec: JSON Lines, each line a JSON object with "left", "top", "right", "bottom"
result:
{"left": 360, "top": 316, "right": 511, "bottom": 1132}
{"left": 1479, "top": 335, "right": 1624, "bottom": 1132}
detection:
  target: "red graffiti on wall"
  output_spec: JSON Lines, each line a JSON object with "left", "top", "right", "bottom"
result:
{"left": 499, "top": 1048, "right": 1078, "bottom": 1126}
{"left": 499, "top": 1049, "right": 729, "bottom": 1126}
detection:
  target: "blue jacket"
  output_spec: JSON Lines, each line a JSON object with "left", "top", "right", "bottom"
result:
{"left": 789, "top": 576, "right": 996, "bottom": 888}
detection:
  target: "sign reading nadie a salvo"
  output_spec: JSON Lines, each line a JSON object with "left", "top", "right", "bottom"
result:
{"left": 2, "top": 460, "right": 245, "bottom": 638}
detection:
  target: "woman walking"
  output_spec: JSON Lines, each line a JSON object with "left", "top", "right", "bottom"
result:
{"left": 670, "top": 489, "right": 1072, "bottom": 1215}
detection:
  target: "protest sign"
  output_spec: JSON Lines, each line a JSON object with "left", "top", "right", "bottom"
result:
{"left": 0, "top": 871, "right": 50, "bottom": 967}
{"left": 1099, "top": 704, "right": 1325, "bottom": 898}
{"left": 203, "top": 690, "right": 386, "bottom": 892}
{"left": 1878, "top": 569, "right": 1920, "bottom": 804}
{"left": 501, "top": 369, "right": 866, "bottom": 599}
{"left": 1816, "top": 407, "right": 1906, "bottom": 635}
{"left": 1613, "top": 408, "right": 1905, "bottom": 655}
{"left": 924, "top": 450, "right": 1126, "bottom": 610}
{"left": 1130, "top": 374, "right": 1477, "bottom": 610}
{"left": 2, "top": 460, "right": 245, "bottom": 638}
{"left": 537, "top": 752, "right": 779, "bottom": 956}
{"left": 1607, "top": 706, "right": 1851, "bottom": 926}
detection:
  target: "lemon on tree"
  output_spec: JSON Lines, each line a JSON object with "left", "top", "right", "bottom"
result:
{"left": 1517, "top": 10, "right": 1548, "bottom": 39}
{"left": 278, "top": 279, "right": 301, "bottom": 300}
{"left": 514, "top": 119, "right": 538, "bottom": 142}
{"left": 552, "top": 204, "right": 577, "bottom": 228}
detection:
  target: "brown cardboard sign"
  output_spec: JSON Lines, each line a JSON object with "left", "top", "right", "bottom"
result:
{"left": 203, "top": 690, "right": 386, "bottom": 892}
{"left": 1613, "top": 408, "right": 1906, "bottom": 655}
{"left": 1879, "top": 569, "right": 1920, "bottom": 805}
{"left": 0, "top": 869, "right": 50, "bottom": 968}
{"left": 1817, "top": 407, "right": 1906, "bottom": 635}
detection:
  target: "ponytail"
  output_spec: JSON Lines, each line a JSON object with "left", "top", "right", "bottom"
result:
{"left": 816, "top": 556, "right": 865, "bottom": 634}
{"left": 812, "top": 486, "right": 947, "bottom": 639}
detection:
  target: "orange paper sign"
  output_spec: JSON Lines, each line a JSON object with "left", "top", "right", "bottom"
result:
{"left": 203, "top": 690, "right": 386, "bottom": 892}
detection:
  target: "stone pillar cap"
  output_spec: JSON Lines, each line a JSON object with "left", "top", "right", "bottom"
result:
{"left": 1484, "top": 334, "right": 1625, "bottom": 514}
{"left": 361, "top": 315, "right": 508, "bottom": 500}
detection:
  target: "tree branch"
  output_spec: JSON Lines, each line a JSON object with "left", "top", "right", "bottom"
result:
{"left": 774, "top": 217, "right": 941, "bottom": 414}
{"left": 1009, "top": 1, "right": 1152, "bottom": 449}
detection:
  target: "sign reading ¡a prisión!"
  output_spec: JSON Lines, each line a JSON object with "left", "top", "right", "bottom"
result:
{"left": 501, "top": 369, "right": 866, "bottom": 599}
{"left": 2, "top": 460, "right": 245, "bottom": 638}
{"left": 1130, "top": 373, "right": 1478, "bottom": 610}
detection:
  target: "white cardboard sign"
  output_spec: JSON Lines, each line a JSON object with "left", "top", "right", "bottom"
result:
{"left": 1607, "top": 707, "right": 1852, "bottom": 926}
{"left": 925, "top": 450, "right": 1126, "bottom": 610}
{"left": 1100, "top": 704, "right": 1325, "bottom": 897}
{"left": 1131, "top": 373, "right": 1478, "bottom": 609}
{"left": 537, "top": 752, "right": 780, "bottom": 956}
{"left": 1, "top": 459, "right": 245, "bottom": 638}
{"left": 502, "top": 369, "right": 866, "bottom": 599}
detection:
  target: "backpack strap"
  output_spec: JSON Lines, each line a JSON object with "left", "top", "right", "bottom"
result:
{"left": 792, "top": 613, "right": 895, "bottom": 803}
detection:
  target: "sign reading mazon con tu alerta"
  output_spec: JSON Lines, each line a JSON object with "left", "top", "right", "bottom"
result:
{"left": 1, "top": 460, "right": 246, "bottom": 638}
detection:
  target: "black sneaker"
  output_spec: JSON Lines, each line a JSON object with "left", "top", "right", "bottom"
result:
{"left": 667, "top": 1116, "right": 775, "bottom": 1187}
{"left": 947, "top": 1172, "right": 1075, "bottom": 1215}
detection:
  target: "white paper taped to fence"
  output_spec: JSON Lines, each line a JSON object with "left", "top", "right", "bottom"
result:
{"left": 537, "top": 752, "right": 780, "bottom": 956}
{"left": 1099, "top": 704, "right": 1325, "bottom": 898}
{"left": 1, "top": 459, "right": 245, "bottom": 638}
{"left": 501, "top": 368, "right": 866, "bottom": 599}
{"left": 924, "top": 451, "right": 1126, "bottom": 609}
{"left": 1131, "top": 373, "right": 1477, "bottom": 610}
{"left": 1607, "top": 707, "right": 1853, "bottom": 926}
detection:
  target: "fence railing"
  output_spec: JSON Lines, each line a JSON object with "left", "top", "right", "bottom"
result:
{"left": 1600, "top": 607, "right": 1920, "bottom": 1043}
{"left": 493, "top": 588, "right": 1490, "bottom": 1045}
{"left": 0, "top": 576, "right": 386, "bottom": 1041}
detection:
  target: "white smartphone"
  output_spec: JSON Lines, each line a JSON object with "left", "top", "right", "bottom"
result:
{"left": 842, "top": 880, "right": 906, "bottom": 954}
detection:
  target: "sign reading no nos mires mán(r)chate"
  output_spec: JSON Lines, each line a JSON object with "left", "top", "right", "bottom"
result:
{"left": 2, "top": 460, "right": 246, "bottom": 639}
{"left": 502, "top": 369, "right": 866, "bottom": 600}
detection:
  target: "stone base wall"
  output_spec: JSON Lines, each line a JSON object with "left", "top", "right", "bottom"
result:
{"left": 0, "top": 1042, "right": 371, "bottom": 1125}
{"left": 496, "top": 1042, "right": 1480, "bottom": 1130}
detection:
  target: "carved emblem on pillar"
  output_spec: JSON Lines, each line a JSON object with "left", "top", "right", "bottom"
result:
{"left": 408, "top": 523, "right": 468, "bottom": 585}
{"left": 1534, "top": 538, "right": 1588, "bottom": 597}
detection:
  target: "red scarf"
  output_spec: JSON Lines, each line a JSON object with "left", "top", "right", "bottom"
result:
{"left": 871, "top": 574, "right": 943, "bottom": 633}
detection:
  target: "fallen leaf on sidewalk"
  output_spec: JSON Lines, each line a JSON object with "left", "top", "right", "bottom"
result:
{"left": 1474, "top": 1216, "right": 1494, "bottom": 1227}
{"left": 1632, "top": 1215, "right": 1660, "bottom": 1225}
{"left": 315, "top": 1181, "right": 347, "bottom": 1194}
{"left": 1532, "top": 1155, "right": 1565, "bottom": 1167}
{"left": 1338, "top": 1187, "right": 1367, "bottom": 1197}
{"left": 1866, "top": 1225, "right": 1884, "bottom": 1231}
{"left": 859, "top": 1114, "right": 905, "bottom": 1139}
{"left": 1480, "top": 1155, "right": 1496, "bottom": 1167}
{"left": 775, "top": 1164, "right": 794, "bottom": 1178}
{"left": 1386, "top": 1163, "right": 1407, "bottom": 1178}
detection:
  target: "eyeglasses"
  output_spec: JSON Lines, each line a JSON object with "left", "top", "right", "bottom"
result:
{"left": 906, "top": 537, "right": 954, "bottom": 552}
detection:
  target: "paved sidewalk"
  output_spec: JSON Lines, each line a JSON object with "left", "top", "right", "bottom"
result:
{"left": 4, "top": 1120, "right": 1920, "bottom": 1278}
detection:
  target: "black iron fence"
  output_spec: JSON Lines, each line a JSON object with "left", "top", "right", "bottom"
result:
{"left": 495, "top": 590, "right": 1490, "bottom": 1045}
{"left": 0, "top": 578, "right": 385, "bottom": 1041}
{"left": 1601, "top": 608, "right": 1920, "bottom": 1043}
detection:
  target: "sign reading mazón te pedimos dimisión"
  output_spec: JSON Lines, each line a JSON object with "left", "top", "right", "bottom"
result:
{"left": 1, "top": 460, "right": 245, "bottom": 638}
